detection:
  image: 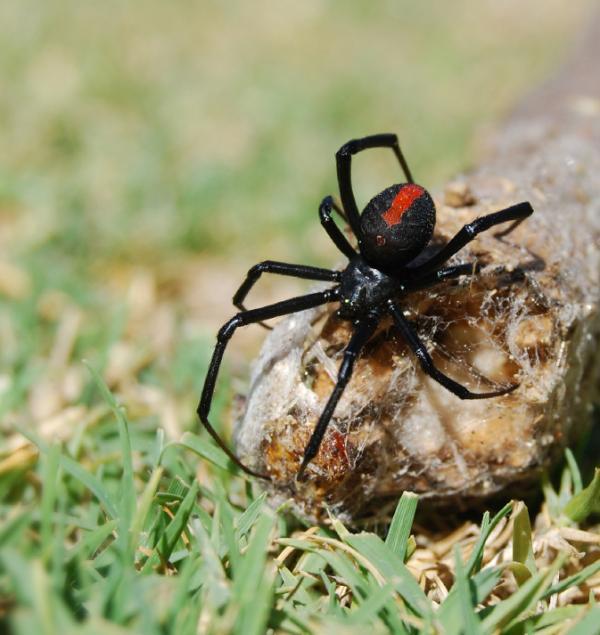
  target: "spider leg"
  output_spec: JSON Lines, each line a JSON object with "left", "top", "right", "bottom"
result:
{"left": 297, "top": 312, "right": 380, "bottom": 481}
{"left": 407, "top": 202, "right": 534, "bottom": 277}
{"left": 336, "top": 133, "right": 414, "bottom": 239}
{"left": 233, "top": 261, "right": 340, "bottom": 312}
{"left": 319, "top": 196, "right": 357, "bottom": 260}
{"left": 387, "top": 300, "right": 518, "bottom": 399}
{"left": 198, "top": 288, "right": 339, "bottom": 480}
{"left": 404, "top": 262, "right": 481, "bottom": 292}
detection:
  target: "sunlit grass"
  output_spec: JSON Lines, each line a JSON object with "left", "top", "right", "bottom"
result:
{"left": 0, "top": 1, "right": 594, "bottom": 264}
{"left": 2, "top": 375, "right": 599, "bottom": 632}
{"left": 0, "top": 1, "right": 598, "bottom": 632}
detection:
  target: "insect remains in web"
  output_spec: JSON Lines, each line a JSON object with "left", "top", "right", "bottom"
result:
{"left": 197, "top": 133, "right": 534, "bottom": 482}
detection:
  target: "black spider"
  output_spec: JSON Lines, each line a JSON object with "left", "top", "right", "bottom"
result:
{"left": 197, "top": 133, "right": 533, "bottom": 481}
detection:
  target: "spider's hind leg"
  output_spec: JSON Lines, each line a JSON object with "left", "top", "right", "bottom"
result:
{"left": 408, "top": 201, "right": 534, "bottom": 277}
{"left": 297, "top": 311, "right": 380, "bottom": 481}
{"left": 388, "top": 300, "right": 518, "bottom": 400}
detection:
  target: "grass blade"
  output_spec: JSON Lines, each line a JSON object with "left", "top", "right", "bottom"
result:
{"left": 511, "top": 501, "right": 537, "bottom": 583}
{"left": 568, "top": 603, "right": 600, "bottom": 635}
{"left": 541, "top": 557, "right": 600, "bottom": 599}
{"left": 14, "top": 423, "right": 119, "bottom": 520}
{"left": 66, "top": 519, "right": 119, "bottom": 563}
{"left": 168, "top": 431, "right": 235, "bottom": 473}
{"left": 85, "top": 363, "right": 136, "bottom": 542}
{"left": 565, "top": 448, "right": 583, "bottom": 494}
{"left": 438, "top": 567, "right": 503, "bottom": 630}
{"left": 0, "top": 508, "right": 32, "bottom": 548}
{"left": 143, "top": 480, "right": 200, "bottom": 571}
{"left": 466, "top": 502, "right": 512, "bottom": 575}
{"left": 505, "top": 605, "right": 585, "bottom": 635}
{"left": 60, "top": 455, "right": 119, "bottom": 519}
{"left": 385, "top": 492, "right": 418, "bottom": 562}
{"left": 232, "top": 512, "right": 276, "bottom": 635}
{"left": 333, "top": 519, "right": 433, "bottom": 619}
{"left": 454, "top": 546, "right": 484, "bottom": 635}
{"left": 130, "top": 466, "right": 163, "bottom": 552}
{"left": 236, "top": 492, "right": 267, "bottom": 540}
{"left": 481, "top": 557, "right": 564, "bottom": 632}
{"left": 348, "top": 583, "right": 395, "bottom": 625}
{"left": 563, "top": 468, "right": 600, "bottom": 523}
{"left": 40, "top": 444, "right": 61, "bottom": 566}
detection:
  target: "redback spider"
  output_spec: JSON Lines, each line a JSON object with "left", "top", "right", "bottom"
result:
{"left": 197, "top": 133, "right": 533, "bottom": 481}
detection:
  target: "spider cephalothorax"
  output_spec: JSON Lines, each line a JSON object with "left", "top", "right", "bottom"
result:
{"left": 198, "top": 133, "right": 534, "bottom": 481}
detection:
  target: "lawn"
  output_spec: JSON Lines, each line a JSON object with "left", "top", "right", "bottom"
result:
{"left": 0, "top": 1, "right": 598, "bottom": 633}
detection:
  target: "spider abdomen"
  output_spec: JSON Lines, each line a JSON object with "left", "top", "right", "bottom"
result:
{"left": 359, "top": 183, "right": 436, "bottom": 270}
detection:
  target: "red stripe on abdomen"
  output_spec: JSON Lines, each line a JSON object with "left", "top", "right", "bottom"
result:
{"left": 382, "top": 184, "right": 425, "bottom": 227}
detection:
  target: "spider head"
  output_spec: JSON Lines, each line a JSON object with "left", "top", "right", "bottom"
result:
{"left": 359, "top": 183, "right": 436, "bottom": 271}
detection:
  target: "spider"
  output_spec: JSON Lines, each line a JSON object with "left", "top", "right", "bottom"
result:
{"left": 197, "top": 133, "right": 533, "bottom": 481}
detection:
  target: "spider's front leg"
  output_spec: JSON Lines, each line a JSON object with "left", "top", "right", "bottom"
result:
{"left": 232, "top": 260, "right": 340, "bottom": 331}
{"left": 198, "top": 288, "right": 339, "bottom": 480}
{"left": 233, "top": 261, "right": 340, "bottom": 313}
{"left": 387, "top": 300, "right": 518, "bottom": 399}
{"left": 407, "top": 201, "right": 534, "bottom": 277}
{"left": 297, "top": 311, "right": 380, "bottom": 481}
{"left": 319, "top": 196, "right": 357, "bottom": 260}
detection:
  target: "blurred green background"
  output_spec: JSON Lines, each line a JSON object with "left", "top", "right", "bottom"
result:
{"left": 0, "top": 1, "right": 594, "bottom": 265}
{"left": 0, "top": 0, "right": 595, "bottom": 405}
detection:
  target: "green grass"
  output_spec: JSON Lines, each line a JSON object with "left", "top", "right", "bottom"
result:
{"left": 0, "top": 1, "right": 599, "bottom": 633}
{"left": 1, "top": 375, "right": 599, "bottom": 633}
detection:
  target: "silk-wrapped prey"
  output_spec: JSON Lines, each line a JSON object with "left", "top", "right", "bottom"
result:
{"left": 235, "top": 106, "right": 600, "bottom": 523}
